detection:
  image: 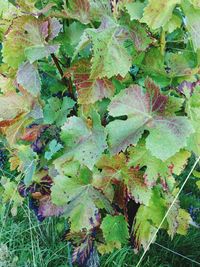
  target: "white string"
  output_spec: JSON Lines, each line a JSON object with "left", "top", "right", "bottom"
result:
{"left": 136, "top": 156, "right": 200, "bottom": 267}
{"left": 154, "top": 242, "right": 200, "bottom": 266}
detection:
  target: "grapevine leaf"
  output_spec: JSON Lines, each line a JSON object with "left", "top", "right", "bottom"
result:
{"left": 145, "top": 116, "right": 193, "bottom": 160}
{"left": 163, "top": 14, "right": 182, "bottom": 33}
{"left": 186, "top": 86, "right": 200, "bottom": 155}
{"left": 125, "top": 1, "right": 146, "bottom": 21}
{"left": 100, "top": 215, "right": 129, "bottom": 251}
{"left": 141, "top": 48, "right": 168, "bottom": 84}
{"left": 63, "top": 0, "right": 90, "bottom": 24}
{"left": 188, "top": 0, "right": 200, "bottom": 8}
{"left": 106, "top": 81, "right": 193, "bottom": 159}
{"left": 72, "top": 31, "right": 91, "bottom": 60}
{"left": 0, "top": 74, "right": 15, "bottom": 93}
{"left": 2, "top": 115, "right": 32, "bottom": 146}
{"left": 0, "top": 177, "right": 23, "bottom": 206}
{"left": 86, "top": 18, "right": 132, "bottom": 79}
{"left": 60, "top": 110, "right": 107, "bottom": 169}
{"left": 94, "top": 153, "right": 127, "bottom": 203}
{"left": 196, "top": 180, "right": 200, "bottom": 189}
{"left": 25, "top": 45, "right": 59, "bottom": 64}
{"left": 166, "top": 52, "right": 197, "bottom": 78}
{"left": 96, "top": 153, "right": 151, "bottom": 205}
{"left": 43, "top": 96, "right": 75, "bottom": 127}
{"left": 165, "top": 191, "right": 180, "bottom": 238}
{"left": 61, "top": 21, "right": 88, "bottom": 57}
{"left": 51, "top": 171, "right": 113, "bottom": 231}
{"left": 128, "top": 141, "right": 191, "bottom": 188}
{"left": 66, "top": 60, "right": 115, "bottom": 104}
{"left": 17, "top": 61, "right": 41, "bottom": 97}
{"left": 124, "top": 169, "right": 152, "bottom": 205}
{"left": 140, "top": 0, "right": 181, "bottom": 30}
{"left": 48, "top": 17, "right": 63, "bottom": 40}
{"left": 134, "top": 189, "right": 167, "bottom": 249}
{"left": 2, "top": 16, "right": 61, "bottom": 68}
{"left": 177, "top": 209, "right": 191, "bottom": 235}
{"left": 62, "top": 0, "right": 111, "bottom": 24}
{"left": 129, "top": 21, "right": 153, "bottom": 52}
{"left": 16, "top": 0, "right": 37, "bottom": 11}
{"left": 0, "top": 92, "right": 29, "bottom": 127}
{"left": 44, "top": 139, "right": 63, "bottom": 161}
{"left": 0, "top": 0, "right": 19, "bottom": 40}
{"left": 17, "top": 145, "right": 38, "bottom": 186}
{"left": 38, "top": 197, "right": 64, "bottom": 218}
{"left": 182, "top": 0, "right": 200, "bottom": 51}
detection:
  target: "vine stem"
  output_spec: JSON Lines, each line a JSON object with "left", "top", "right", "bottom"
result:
{"left": 136, "top": 155, "right": 200, "bottom": 267}
{"left": 51, "top": 53, "right": 64, "bottom": 77}
{"left": 51, "top": 53, "right": 74, "bottom": 99}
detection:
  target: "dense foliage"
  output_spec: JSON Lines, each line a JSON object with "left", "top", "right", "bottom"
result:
{"left": 0, "top": 0, "right": 200, "bottom": 266}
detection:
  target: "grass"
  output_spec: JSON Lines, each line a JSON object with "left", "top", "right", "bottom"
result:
{"left": 0, "top": 159, "right": 200, "bottom": 266}
{"left": 1, "top": 206, "right": 200, "bottom": 267}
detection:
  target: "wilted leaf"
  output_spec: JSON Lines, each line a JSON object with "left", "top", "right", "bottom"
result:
{"left": 0, "top": 92, "right": 29, "bottom": 127}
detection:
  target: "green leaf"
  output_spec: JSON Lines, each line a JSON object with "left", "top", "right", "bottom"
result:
{"left": 134, "top": 189, "right": 167, "bottom": 249}
{"left": 188, "top": 0, "right": 200, "bottom": 8}
{"left": 176, "top": 209, "right": 191, "bottom": 235}
{"left": 145, "top": 116, "right": 193, "bottom": 160}
{"left": 0, "top": 177, "right": 23, "bottom": 206}
{"left": 59, "top": 110, "right": 107, "bottom": 169}
{"left": 196, "top": 180, "right": 200, "bottom": 189}
{"left": 100, "top": 215, "right": 129, "bottom": 248}
{"left": 141, "top": 48, "right": 169, "bottom": 84}
{"left": 17, "top": 61, "right": 41, "bottom": 97}
{"left": 106, "top": 80, "right": 193, "bottom": 160}
{"left": 51, "top": 168, "right": 113, "bottom": 231}
{"left": 129, "top": 21, "right": 153, "bottom": 52}
{"left": 182, "top": 0, "right": 200, "bottom": 51}
{"left": 43, "top": 96, "right": 75, "bottom": 127}
{"left": 60, "top": 21, "right": 88, "bottom": 57}
{"left": 141, "top": 0, "right": 181, "bottom": 30}
{"left": 0, "top": 0, "right": 19, "bottom": 40}
{"left": 163, "top": 14, "right": 182, "bottom": 33}
{"left": 128, "top": 141, "right": 191, "bottom": 188}
{"left": 17, "top": 145, "right": 38, "bottom": 186}
{"left": 45, "top": 139, "right": 63, "bottom": 161}
{"left": 186, "top": 86, "right": 200, "bottom": 155}
{"left": 51, "top": 174, "right": 97, "bottom": 231}
{"left": 86, "top": 18, "right": 132, "bottom": 79}
{"left": 166, "top": 52, "right": 197, "bottom": 78}
{"left": 125, "top": 1, "right": 146, "bottom": 21}
{"left": 16, "top": 0, "right": 38, "bottom": 12}
{"left": 24, "top": 45, "right": 59, "bottom": 64}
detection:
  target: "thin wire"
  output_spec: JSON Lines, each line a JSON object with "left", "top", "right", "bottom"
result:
{"left": 154, "top": 242, "right": 200, "bottom": 266}
{"left": 136, "top": 156, "right": 200, "bottom": 267}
